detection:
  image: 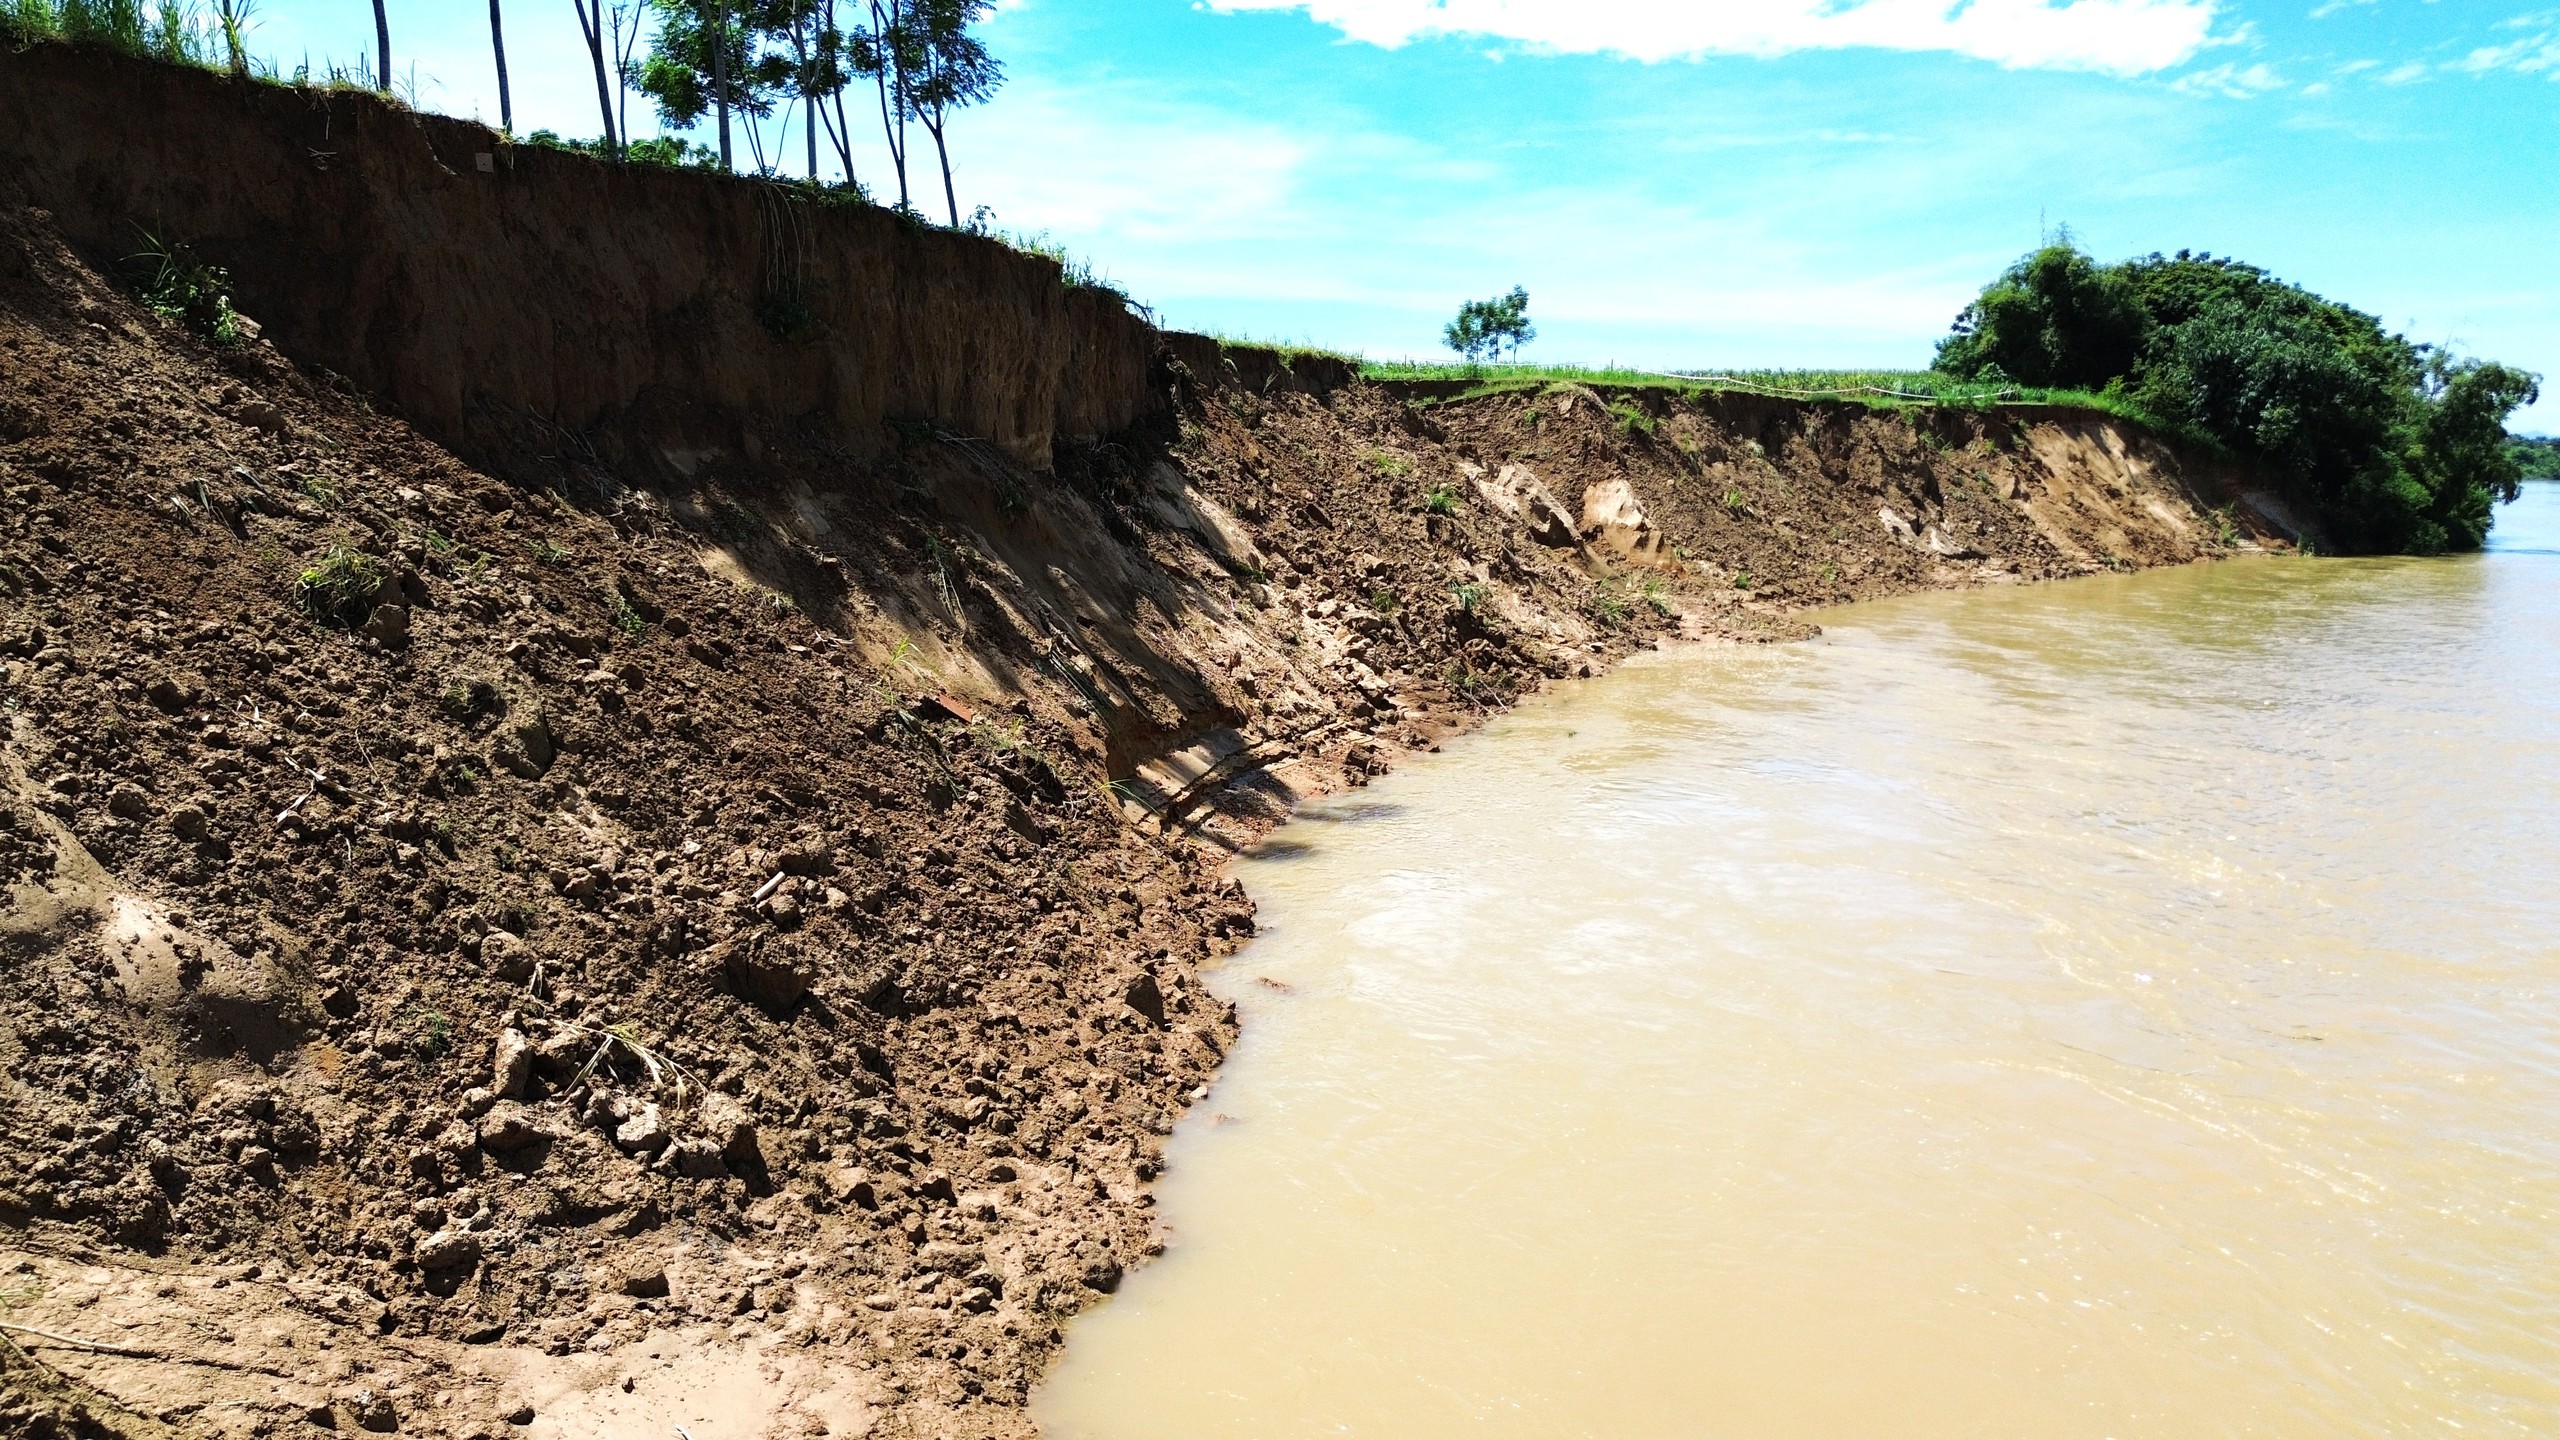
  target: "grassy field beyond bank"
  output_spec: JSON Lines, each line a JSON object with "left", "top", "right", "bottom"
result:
{"left": 1192, "top": 336, "right": 2150, "bottom": 421}
{"left": 1355, "top": 360, "right": 2135, "bottom": 414}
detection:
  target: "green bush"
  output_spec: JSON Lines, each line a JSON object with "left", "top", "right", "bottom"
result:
{"left": 126, "top": 229, "right": 242, "bottom": 345}
{"left": 1934, "top": 238, "right": 2146, "bottom": 389}
{"left": 2510, "top": 435, "right": 2560, "bottom": 482}
{"left": 1937, "top": 241, "right": 2541, "bottom": 553}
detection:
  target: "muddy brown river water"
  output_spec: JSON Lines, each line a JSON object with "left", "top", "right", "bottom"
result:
{"left": 1035, "top": 485, "right": 2560, "bottom": 1440}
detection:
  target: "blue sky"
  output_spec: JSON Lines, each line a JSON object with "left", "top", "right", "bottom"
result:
{"left": 224, "top": 0, "right": 2558, "bottom": 430}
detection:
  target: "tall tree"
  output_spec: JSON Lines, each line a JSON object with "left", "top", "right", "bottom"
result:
{"left": 774, "top": 0, "right": 847, "bottom": 179}
{"left": 634, "top": 0, "right": 774, "bottom": 170}
{"left": 572, "top": 0, "right": 623, "bottom": 155}
{"left": 857, "top": 0, "right": 914, "bottom": 209}
{"left": 753, "top": 0, "right": 843, "bottom": 180}
{"left": 370, "top": 0, "right": 390, "bottom": 94}
{"left": 610, "top": 0, "right": 646, "bottom": 153}
{"left": 710, "top": 0, "right": 731, "bottom": 168}
{"left": 816, "top": 0, "right": 863, "bottom": 188}
{"left": 907, "top": 0, "right": 999, "bottom": 226}
{"left": 489, "top": 0, "right": 514, "bottom": 133}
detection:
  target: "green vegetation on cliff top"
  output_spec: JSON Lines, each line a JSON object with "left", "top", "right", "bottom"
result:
{"left": 1354, "top": 360, "right": 2135, "bottom": 416}
{"left": 1935, "top": 240, "right": 2539, "bottom": 554}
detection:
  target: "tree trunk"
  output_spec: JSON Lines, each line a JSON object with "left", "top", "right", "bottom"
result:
{"left": 795, "top": 16, "right": 818, "bottom": 179}
{"left": 828, "top": 87, "right": 858, "bottom": 190}
{"left": 823, "top": 0, "right": 859, "bottom": 184}
{"left": 371, "top": 0, "right": 390, "bottom": 95}
{"left": 893, "top": 72, "right": 910, "bottom": 207}
{"left": 870, "top": 0, "right": 908, "bottom": 208}
{"left": 489, "top": 0, "right": 513, "bottom": 134}
{"left": 928, "top": 113, "right": 957, "bottom": 227}
{"left": 613, "top": 2, "right": 635, "bottom": 151}
{"left": 712, "top": 0, "right": 732, "bottom": 170}
{"left": 872, "top": 66, "right": 906, "bottom": 207}
{"left": 575, "top": 0, "right": 620, "bottom": 154}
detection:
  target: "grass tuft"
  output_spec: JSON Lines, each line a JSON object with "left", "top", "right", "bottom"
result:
{"left": 297, "top": 542, "right": 382, "bottom": 626}
{"left": 1366, "top": 448, "right": 1412, "bottom": 479}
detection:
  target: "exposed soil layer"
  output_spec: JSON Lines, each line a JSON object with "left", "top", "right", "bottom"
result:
{"left": 0, "top": 43, "right": 1161, "bottom": 469}
{"left": 0, "top": 183, "right": 2285, "bottom": 1439}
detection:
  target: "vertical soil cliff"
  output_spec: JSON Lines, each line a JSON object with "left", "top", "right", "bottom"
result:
{"left": 0, "top": 40, "right": 2288, "bottom": 1440}
{"left": 0, "top": 44, "right": 1162, "bottom": 471}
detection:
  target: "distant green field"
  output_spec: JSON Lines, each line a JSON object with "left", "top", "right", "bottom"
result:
{"left": 1348, "top": 358, "right": 2147, "bottom": 420}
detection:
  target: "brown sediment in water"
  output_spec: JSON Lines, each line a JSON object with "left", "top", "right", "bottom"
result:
{"left": 0, "top": 42, "right": 2292, "bottom": 1440}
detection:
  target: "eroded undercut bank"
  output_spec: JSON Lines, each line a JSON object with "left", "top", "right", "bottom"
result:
{"left": 0, "top": 42, "right": 2292, "bottom": 1440}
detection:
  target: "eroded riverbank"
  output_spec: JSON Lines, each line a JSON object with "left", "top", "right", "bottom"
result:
{"left": 1039, "top": 486, "right": 2560, "bottom": 1438}
{"left": 0, "top": 55, "right": 2289, "bottom": 1433}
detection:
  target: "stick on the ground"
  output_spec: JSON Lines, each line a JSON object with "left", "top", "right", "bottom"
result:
{"left": 0, "top": 1321, "right": 165, "bottom": 1358}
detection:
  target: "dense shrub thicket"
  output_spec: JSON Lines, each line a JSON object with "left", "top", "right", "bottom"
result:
{"left": 2511, "top": 435, "right": 2560, "bottom": 483}
{"left": 1936, "top": 242, "right": 2541, "bottom": 554}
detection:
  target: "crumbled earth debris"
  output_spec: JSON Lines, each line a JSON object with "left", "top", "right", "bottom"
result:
{"left": 0, "top": 199, "right": 2272, "bottom": 1439}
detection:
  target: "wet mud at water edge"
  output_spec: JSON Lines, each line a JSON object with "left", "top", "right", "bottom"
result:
{"left": 1038, "top": 485, "right": 2560, "bottom": 1439}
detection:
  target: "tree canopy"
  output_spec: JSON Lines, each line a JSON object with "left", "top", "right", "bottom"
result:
{"left": 2509, "top": 435, "right": 2560, "bottom": 483}
{"left": 1937, "top": 242, "right": 2541, "bottom": 554}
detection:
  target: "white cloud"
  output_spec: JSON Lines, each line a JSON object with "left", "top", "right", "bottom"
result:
{"left": 1207, "top": 0, "right": 2222, "bottom": 76}
{"left": 2461, "top": 25, "right": 2560, "bottom": 78}
{"left": 960, "top": 79, "right": 1317, "bottom": 247}
{"left": 2172, "top": 60, "right": 2284, "bottom": 96}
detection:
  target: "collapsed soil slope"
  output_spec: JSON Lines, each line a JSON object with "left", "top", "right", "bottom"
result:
{"left": 0, "top": 189, "right": 2281, "bottom": 1439}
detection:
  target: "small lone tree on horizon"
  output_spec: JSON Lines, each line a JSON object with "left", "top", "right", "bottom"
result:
{"left": 1445, "top": 286, "right": 1534, "bottom": 366}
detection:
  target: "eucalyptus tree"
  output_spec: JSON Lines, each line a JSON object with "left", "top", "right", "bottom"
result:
{"left": 806, "top": 0, "right": 867, "bottom": 186}
{"left": 907, "top": 0, "right": 999, "bottom": 226}
{"left": 803, "top": 0, "right": 865, "bottom": 186}
{"left": 759, "top": 0, "right": 855, "bottom": 181}
{"left": 856, "top": 0, "right": 916, "bottom": 209}
{"left": 571, "top": 0, "right": 623, "bottom": 154}
{"left": 489, "top": 0, "right": 514, "bottom": 132}
{"left": 635, "top": 0, "right": 777, "bottom": 169}
{"left": 370, "top": 0, "right": 389, "bottom": 92}
{"left": 610, "top": 0, "right": 646, "bottom": 153}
